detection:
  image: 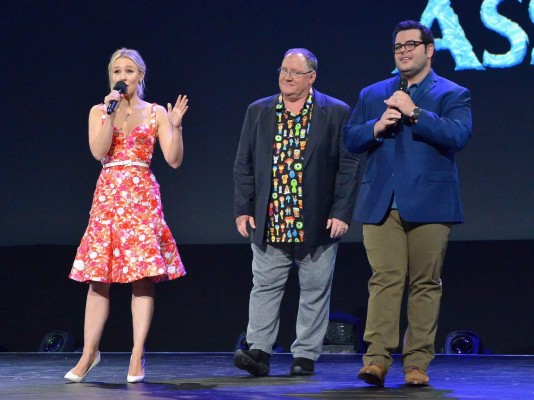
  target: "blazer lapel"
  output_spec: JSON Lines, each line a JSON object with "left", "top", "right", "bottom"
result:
{"left": 303, "top": 90, "right": 325, "bottom": 169}
{"left": 386, "top": 77, "right": 400, "bottom": 98}
{"left": 258, "top": 95, "right": 278, "bottom": 174}
{"left": 411, "top": 70, "right": 438, "bottom": 105}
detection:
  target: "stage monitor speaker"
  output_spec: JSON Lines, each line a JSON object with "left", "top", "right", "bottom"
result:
{"left": 445, "top": 331, "right": 481, "bottom": 354}
{"left": 38, "top": 331, "right": 78, "bottom": 352}
{"left": 324, "top": 311, "right": 363, "bottom": 348}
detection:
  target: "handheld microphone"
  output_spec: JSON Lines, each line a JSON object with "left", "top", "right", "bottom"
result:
{"left": 398, "top": 77, "right": 408, "bottom": 93}
{"left": 393, "top": 77, "right": 409, "bottom": 127}
{"left": 106, "top": 81, "right": 128, "bottom": 115}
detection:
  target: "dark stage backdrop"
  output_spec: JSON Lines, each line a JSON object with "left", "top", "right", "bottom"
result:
{"left": 2, "top": 242, "right": 534, "bottom": 354}
{"left": 1, "top": 0, "right": 534, "bottom": 356}
{"left": 2, "top": 0, "right": 533, "bottom": 246}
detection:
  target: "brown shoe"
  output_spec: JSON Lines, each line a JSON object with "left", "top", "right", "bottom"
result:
{"left": 404, "top": 367, "right": 430, "bottom": 386}
{"left": 357, "top": 361, "right": 387, "bottom": 386}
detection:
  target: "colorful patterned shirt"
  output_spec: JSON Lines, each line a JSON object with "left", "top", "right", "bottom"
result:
{"left": 266, "top": 89, "right": 314, "bottom": 243}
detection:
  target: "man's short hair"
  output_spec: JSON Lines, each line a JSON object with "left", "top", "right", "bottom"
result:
{"left": 392, "top": 20, "right": 434, "bottom": 47}
{"left": 284, "top": 48, "right": 318, "bottom": 72}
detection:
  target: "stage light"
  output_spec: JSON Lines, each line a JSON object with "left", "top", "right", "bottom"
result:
{"left": 323, "top": 311, "right": 364, "bottom": 353}
{"left": 38, "top": 331, "right": 78, "bottom": 352}
{"left": 324, "top": 321, "right": 355, "bottom": 345}
{"left": 445, "top": 331, "right": 481, "bottom": 354}
{"left": 324, "top": 311, "right": 361, "bottom": 345}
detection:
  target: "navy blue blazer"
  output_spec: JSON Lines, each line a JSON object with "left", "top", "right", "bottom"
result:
{"left": 344, "top": 70, "right": 472, "bottom": 224}
{"left": 234, "top": 89, "right": 360, "bottom": 247}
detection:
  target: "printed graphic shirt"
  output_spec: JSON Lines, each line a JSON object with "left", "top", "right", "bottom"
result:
{"left": 266, "top": 89, "right": 314, "bottom": 243}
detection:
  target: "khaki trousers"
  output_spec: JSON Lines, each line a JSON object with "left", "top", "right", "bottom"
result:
{"left": 362, "top": 210, "right": 451, "bottom": 371}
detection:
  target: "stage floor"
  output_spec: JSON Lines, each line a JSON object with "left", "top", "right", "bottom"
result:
{"left": 0, "top": 352, "right": 533, "bottom": 399}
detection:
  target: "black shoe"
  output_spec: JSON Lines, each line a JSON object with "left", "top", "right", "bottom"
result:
{"left": 290, "top": 357, "right": 315, "bottom": 376}
{"left": 233, "top": 349, "right": 271, "bottom": 376}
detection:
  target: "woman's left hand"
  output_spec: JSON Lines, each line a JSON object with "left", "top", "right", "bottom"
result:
{"left": 167, "top": 95, "right": 189, "bottom": 129}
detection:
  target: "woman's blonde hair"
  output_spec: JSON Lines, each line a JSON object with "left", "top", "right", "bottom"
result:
{"left": 107, "top": 48, "right": 147, "bottom": 98}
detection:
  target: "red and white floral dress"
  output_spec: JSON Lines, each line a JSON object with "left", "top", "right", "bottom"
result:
{"left": 69, "top": 104, "right": 186, "bottom": 283}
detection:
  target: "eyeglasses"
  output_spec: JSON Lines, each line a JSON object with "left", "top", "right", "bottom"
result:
{"left": 278, "top": 67, "right": 314, "bottom": 79}
{"left": 392, "top": 40, "right": 427, "bottom": 54}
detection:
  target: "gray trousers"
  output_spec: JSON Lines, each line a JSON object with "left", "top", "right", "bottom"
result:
{"left": 247, "top": 241, "right": 338, "bottom": 360}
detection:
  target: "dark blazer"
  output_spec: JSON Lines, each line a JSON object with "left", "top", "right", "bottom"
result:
{"left": 344, "top": 70, "right": 472, "bottom": 224}
{"left": 234, "top": 89, "right": 360, "bottom": 247}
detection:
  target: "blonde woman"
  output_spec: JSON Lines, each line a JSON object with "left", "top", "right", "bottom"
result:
{"left": 65, "top": 48, "right": 188, "bottom": 383}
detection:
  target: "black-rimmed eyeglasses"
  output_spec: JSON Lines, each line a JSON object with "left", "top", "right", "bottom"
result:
{"left": 278, "top": 68, "right": 314, "bottom": 79}
{"left": 392, "top": 40, "right": 427, "bottom": 54}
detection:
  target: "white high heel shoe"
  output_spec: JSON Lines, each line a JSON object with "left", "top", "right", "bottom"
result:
{"left": 127, "top": 355, "right": 145, "bottom": 383}
{"left": 64, "top": 351, "right": 101, "bottom": 383}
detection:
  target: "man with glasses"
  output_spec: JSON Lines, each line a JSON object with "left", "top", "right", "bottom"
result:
{"left": 233, "top": 48, "right": 359, "bottom": 377}
{"left": 344, "top": 20, "right": 472, "bottom": 387}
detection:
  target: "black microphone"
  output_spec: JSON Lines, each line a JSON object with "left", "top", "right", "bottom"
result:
{"left": 394, "top": 78, "right": 408, "bottom": 127}
{"left": 398, "top": 77, "right": 408, "bottom": 93}
{"left": 106, "top": 81, "right": 128, "bottom": 115}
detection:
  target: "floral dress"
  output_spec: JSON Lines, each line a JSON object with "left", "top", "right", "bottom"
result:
{"left": 69, "top": 104, "right": 185, "bottom": 283}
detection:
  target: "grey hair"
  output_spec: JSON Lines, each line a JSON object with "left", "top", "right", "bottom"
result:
{"left": 283, "top": 48, "right": 318, "bottom": 71}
